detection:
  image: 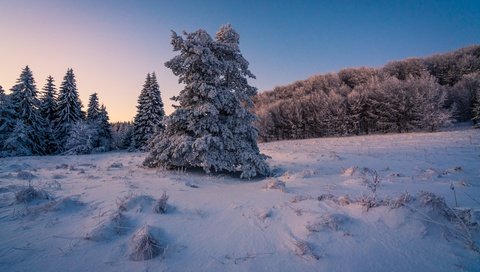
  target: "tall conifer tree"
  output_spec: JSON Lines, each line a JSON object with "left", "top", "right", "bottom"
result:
{"left": 39, "top": 76, "right": 58, "bottom": 154}
{"left": 144, "top": 25, "right": 269, "bottom": 178}
{"left": 55, "top": 68, "right": 84, "bottom": 148}
{"left": 132, "top": 73, "right": 165, "bottom": 150}
{"left": 9, "top": 66, "right": 45, "bottom": 155}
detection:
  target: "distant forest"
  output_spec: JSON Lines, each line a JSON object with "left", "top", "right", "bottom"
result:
{"left": 254, "top": 45, "right": 480, "bottom": 142}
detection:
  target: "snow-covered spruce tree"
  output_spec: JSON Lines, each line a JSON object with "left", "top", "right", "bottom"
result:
{"left": 64, "top": 121, "right": 95, "bottom": 155}
{"left": 9, "top": 66, "right": 46, "bottom": 155}
{"left": 86, "top": 92, "right": 101, "bottom": 122}
{"left": 95, "top": 104, "right": 112, "bottom": 151}
{"left": 39, "top": 76, "right": 58, "bottom": 154}
{"left": 80, "top": 94, "right": 112, "bottom": 153}
{"left": 3, "top": 120, "right": 34, "bottom": 156}
{"left": 0, "top": 86, "right": 16, "bottom": 156}
{"left": 54, "top": 68, "right": 85, "bottom": 149}
{"left": 132, "top": 73, "right": 165, "bottom": 150}
{"left": 144, "top": 25, "right": 270, "bottom": 179}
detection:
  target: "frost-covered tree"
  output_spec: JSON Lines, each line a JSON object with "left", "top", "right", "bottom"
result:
{"left": 39, "top": 76, "right": 58, "bottom": 154}
{"left": 9, "top": 66, "right": 46, "bottom": 155}
{"left": 86, "top": 92, "right": 101, "bottom": 123}
{"left": 96, "top": 104, "right": 112, "bottom": 151}
{"left": 64, "top": 121, "right": 96, "bottom": 155}
{"left": 132, "top": 73, "right": 165, "bottom": 150}
{"left": 55, "top": 68, "right": 85, "bottom": 148}
{"left": 412, "top": 75, "right": 454, "bottom": 131}
{"left": 0, "top": 86, "right": 16, "bottom": 155}
{"left": 144, "top": 25, "right": 270, "bottom": 178}
{"left": 81, "top": 94, "right": 112, "bottom": 152}
{"left": 3, "top": 120, "right": 33, "bottom": 156}
{"left": 473, "top": 89, "right": 480, "bottom": 128}
{"left": 111, "top": 121, "right": 133, "bottom": 150}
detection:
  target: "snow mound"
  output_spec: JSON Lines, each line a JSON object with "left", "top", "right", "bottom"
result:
{"left": 117, "top": 195, "right": 155, "bottom": 213}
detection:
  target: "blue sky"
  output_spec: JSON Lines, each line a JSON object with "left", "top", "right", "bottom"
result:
{"left": 1, "top": 0, "right": 479, "bottom": 121}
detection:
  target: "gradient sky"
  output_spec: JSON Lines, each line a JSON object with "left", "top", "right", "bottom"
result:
{"left": 1, "top": 0, "right": 479, "bottom": 122}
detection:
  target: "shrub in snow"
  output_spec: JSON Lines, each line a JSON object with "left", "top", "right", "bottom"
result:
{"left": 336, "top": 195, "right": 351, "bottom": 206}
{"left": 262, "top": 178, "right": 286, "bottom": 192}
{"left": 129, "top": 225, "right": 164, "bottom": 261}
{"left": 306, "top": 213, "right": 348, "bottom": 232}
{"left": 86, "top": 211, "right": 129, "bottom": 241}
{"left": 341, "top": 166, "right": 358, "bottom": 176}
{"left": 153, "top": 191, "right": 169, "bottom": 214}
{"left": 109, "top": 162, "right": 123, "bottom": 169}
{"left": 143, "top": 25, "right": 270, "bottom": 179}
{"left": 15, "top": 186, "right": 50, "bottom": 203}
{"left": 417, "top": 191, "right": 455, "bottom": 219}
{"left": 292, "top": 239, "right": 320, "bottom": 260}
{"left": 16, "top": 171, "right": 36, "bottom": 180}
{"left": 388, "top": 191, "right": 414, "bottom": 209}
{"left": 317, "top": 193, "right": 335, "bottom": 202}
{"left": 290, "top": 195, "right": 312, "bottom": 203}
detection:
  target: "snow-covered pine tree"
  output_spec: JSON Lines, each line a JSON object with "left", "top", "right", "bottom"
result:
{"left": 86, "top": 92, "right": 101, "bottom": 123}
{"left": 96, "top": 104, "right": 112, "bottom": 151}
{"left": 82, "top": 94, "right": 112, "bottom": 152}
{"left": 64, "top": 121, "right": 95, "bottom": 155}
{"left": 3, "top": 120, "right": 34, "bottom": 156}
{"left": 54, "top": 68, "right": 85, "bottom": 149}
{"left": 132, "top": 73, "right": 165, "bottom": 150}
{"left": 9, "top": 66, "right": 46, "bottom": 155}
{"left": 0, "top": 86, "right": 16, "bottom": 155}
{"left": 39, "top": 76, "right": 58, "bottom": 154}
{"left": 144, "top": 25, "right": 270, "bottom": 179}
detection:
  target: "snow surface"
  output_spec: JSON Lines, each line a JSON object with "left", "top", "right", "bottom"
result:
{"left": 0, "top": 128, "right": 479, "bottom": 271}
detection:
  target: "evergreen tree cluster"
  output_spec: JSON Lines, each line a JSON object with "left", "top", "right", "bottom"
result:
{"left": 255, "top": 46, "right": 480, "bottom": 141}
{"left": 144, "top": 25, "right": 270, "bottom": 179}
{"left": 0, "top": 67, "right": 113, "bottom": 157}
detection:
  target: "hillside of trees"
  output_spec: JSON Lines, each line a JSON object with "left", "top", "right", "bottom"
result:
{"left": 254, "top": 45, "right": 480, "bottom": 142}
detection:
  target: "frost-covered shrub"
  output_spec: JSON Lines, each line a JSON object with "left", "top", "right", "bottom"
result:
{"left": 262, "top": 178, "right": 286, "bottom": 192}
{"left": 417, "top": 191, "right": 455, "bottom": 219}
{"left": 129, "top": 225, "right": 164, "bottom": 261}
{"left": 153, "top": 192, "right": 169, "bottom": 214}
{"left": 15, "top": 186, "right": 50, "bottom": 203}
{"left": 306, "top": 214, "right": 347, "bottom": 232}
{"left": 292, "top": 239, "right": 320, "bottom": 260}
{"left": 85, "top": 211, "right": 129, "bottom": 241}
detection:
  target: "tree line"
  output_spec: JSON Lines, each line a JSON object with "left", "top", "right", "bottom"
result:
{"left": 0, "top": 67, "right": 112, "bottom": 156}
{"left": 254, "top": 45, "right": 480, "bottom": 142}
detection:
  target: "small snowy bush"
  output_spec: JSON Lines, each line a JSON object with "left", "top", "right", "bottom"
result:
{"left": 153, "top": 191, "right": 169, "bottom": 214}
{"left": 129, "top": 225, "right": 164, "bottom": 261}
{"left": 15, "top": 186, "right": 50, "bottom": 203}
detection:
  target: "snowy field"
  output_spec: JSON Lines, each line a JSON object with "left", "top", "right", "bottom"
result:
{"left": 0, "top": 128, "right": 479, "bottom": 272}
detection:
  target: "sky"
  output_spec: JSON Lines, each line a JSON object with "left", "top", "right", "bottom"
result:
{"left": 1, "top": 0, "right": 479, "bottom": 122}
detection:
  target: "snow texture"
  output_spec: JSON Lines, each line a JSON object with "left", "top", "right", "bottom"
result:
{"left": 0, "top": 128, "right": 478, "bottom": 271}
